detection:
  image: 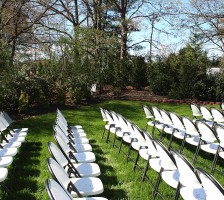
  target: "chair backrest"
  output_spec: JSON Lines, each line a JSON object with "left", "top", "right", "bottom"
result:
{"left": 117, "top": 114, "right": 128, "bottom": 132}
{"left": 196, "top": 120, "right": 219, "bottom": 142}
{"left": 143, "top": 131, "right": 158, "bottom": 156}
{"left": 131, "top": 124, "right": 145, "bottom": 142}
{"left": 143, "top": 105, "right": 154, "bottom": 119}
{"left": 169, "top": 112, "right": 185, "bottom": 130}
{"left": 0, "top": 112, "right": 10, "bottom": 128}
{"left": 154, "top": 139, "right": 177, "bottom": 170}
{"left": 211, "top": 108, "right": 224, "bottom": 123}
{"left": 196, "top": 167, "right": 224, "bottom": 199}
{"left": 110, "top": 111, "right": 120, "bottom": 128}
{"left": 47, "top": 158, "right": 71, "bottom": 191}
{"left": 100, "top": 108, "right": 108, "bottom": 122}
{"left": 172, "top": 151, "right": 200, "bottom": 187}
{"left": 200, "top": 105, "right": 213, "bottom": 121}
{"left": 57, "top": 109, "right": 68, "bottom": 126}
{"left": 2, "top": 111, "right": 13, "bottom": 124}
{"left": 160, "top": 109, "right": 173, "bottom": 126}
{"left": 152, "top": 107, "right": 163, "bottom": 122}
{"left": 104, "top": 110, "right": 114, "bottom": 125}
{"left": 190, "top": 103, "right": 202, "bottom": 118}
{"left": 48, "top": 142, "right": 69, "bottom": 169}
{"left": 0, "top": 118, "right": 7, "bottom": 132}
{"left": 182, "top": 116, "right": 200, "bottom": 137}
{"left": 220, "top": 102, "right": 224, "bottom": 111}
{"left": 46, "top": 179, "right": 73, "bottom": 200}
{"left": 213, "top": 123, "right": 224, "bottom": 148}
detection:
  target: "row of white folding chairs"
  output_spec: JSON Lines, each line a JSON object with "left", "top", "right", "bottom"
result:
{"left": 45, "top": 109, "right": 107, "bottom": 199}
{"left": 0, "top": 111, "right": 28, "bottom": 194}
{"left": 143, "top": 105, "right": 224, "bottom": 174}
{"left": 100, "top": 108, "right": 224, "bottom": 199}
{"left": 100, "top": 108, "right": 149, "bottom": 161}
{"left": 135, "top": 137, "right": 224, "bottom": 199}
{"left": 190, "top": 103, "right": 224, "bottom": 125}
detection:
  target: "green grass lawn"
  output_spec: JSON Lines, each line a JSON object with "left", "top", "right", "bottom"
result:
{"left": 1, "top": 100, "right": 223, "bottom": 200}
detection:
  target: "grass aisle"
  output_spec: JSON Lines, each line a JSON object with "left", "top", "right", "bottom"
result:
{"left": 1, "top": 100, "right": 223, "bottom": 199}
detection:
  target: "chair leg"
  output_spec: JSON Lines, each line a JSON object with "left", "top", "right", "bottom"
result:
{"left": 133, "top": 152, "right": 140, "bottom": 171}
{"left": 0, "top": 183, "right": 11, "bottom": 195}
{"left": 179, "top": 135, "right": 186, "bottom": 154}
{"left": 118, "top": 139, "right": 123, "bottom": 153}
{"left": 112, "top": 132, "right": 117, "bottom": 147}
{"left": 101, "top": 128, "right": 106, "bottom": 139}
{"left": 168, "top": 131, "right": 175, "bottom": 151}
{"left": 174, "top": 182, "right": 181, "bottom": 200}
{"left": 153, "top": 168, "right": 163, "bottom": 199}
{"left": 106, "top": 129, "right": 111, "bottom": 143}
{"left": 145, "top": 123, "right": 148, "bottom": 131}
{"left": 126, "top": 143, "right": 132, "bottom": 162}
{"left": 211, "top": 146, "right": 220, "bottom": 175}
{"left": 193, "top": 140, "right": 202, "bottom": 164}
{"left": 142, "top": 156, "right": 150, "bottom": 181}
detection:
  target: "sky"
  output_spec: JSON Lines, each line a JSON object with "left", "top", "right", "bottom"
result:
{"left": 128, "top": 0, "right": 223, "bottom": 58}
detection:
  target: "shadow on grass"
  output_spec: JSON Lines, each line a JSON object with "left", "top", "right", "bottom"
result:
{"left": 90, "top": 139, "right": 128, "bottom": 199}
{"left": 2, "top": 142, "right": 42, "bottom": 200}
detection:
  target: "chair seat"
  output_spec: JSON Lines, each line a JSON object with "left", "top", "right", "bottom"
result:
{"left": 12, "top": 128, "right": 28, "bottom": 133}
{"left": 0, "top": 168, "right": 8, "bottom": 182}
{"left": 163, "top": 127, "right": 173, "bottom": 134}
{"left": 115, "top": 130, "right": 125, "bottom": 138}
{"left": 0, "top": 156, "right": 13, "bottom": 167}
{"left": 155, "top": 124, "right": 164, "bottom": 130}
{"left": 72, "top": 137, "right": 89, "bottom": 144}
{"left": 10, "top": 131, "right": 27, "bottom": 137}
{"left": 71, "top": 125, "right": 83, "bottom": 130}
{"left": 132, "top": 141, "right": 147, "bottom": 151}
{"left": 71, "top": 132, "right": 87, "bottom": 138}
{"left": 75, "top": 197, "right": 108, "bottom": 200}
{"left": 72, "top": 144, "right": 92, "bottom": 152}
{"left": 0, "top": 148, "right": 18, "bottom": 157}
{"left": 6, "top": 136, "right": 25, "bottom": 143}
{"left": 161, "top": 170, "right": 179, "bottom": 189}
{"left": 1, "top": 141, "right": 21, "bottom": 148}
{"left": 201, "top": 143, "right": 219, "bottom": 154}
{"left": 173, "top": 131, "right": 185, "bottom": 139}
{"left": 185, "top": 136, "right": 200, "bottom": 146}
{"left": 139, "top": 149, "right": 159, "bottom": 160}
{"left": 149, "top": 158, "right": 161, "bottom": 173}
{"left": 180, "top": 186, "right": 206, "bottom": 200}
{"left": 66, "top": 163, "right": 101, "bottom": 177}
{"left": 70, "top": 177, "right": 104, "bottom": 197}
{"left": 70, "top": 152, "right": 96, "bottom": 163}
{"left": 147, "top": 121, "right": 155, "bottom": 127}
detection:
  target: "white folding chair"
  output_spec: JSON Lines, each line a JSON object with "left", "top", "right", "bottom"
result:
{"left": 57, "top": 108, "right": 83, "bottom": 130}
{"left": 100, "top": 108, "right": 109, "bottom": 139}
{"left": 189, "top": 103, "right": 202, "bottom": 120}
{"left": 47, "top": 158, "right": 104, "bottom": 198}
{"left": 54, "top": 131, "right": 92, "bottom": 153}
{"left": 48, "top": 142, "right": 100, "bottom": 178}
{"left": 196, "top": 167, "right": 224, "bottom": 199}
{"left": 54, "top": 124, "right": 89, "bottom": 144}
{"left": 54, "top": 132, "right": 96, "bottom": 163}
{"left": 151, "top": 106, "right": 164, "bottom": 136}
{"left": 172, "top": 151, "right": 205, "bottom": 200}
{"left": 142, "top": 105, "right": 154, "bottom": 130}
{"left": 46, "top": 179, "right": 108, "bottom": 200}
{"left": 211, "top": 108, "right": 224, "bottom": 124}
{"left": 0, "top": 167, "right": 10, "bottom": 194}
{"left": 200, "top": 105, "right": 214, "bottom": 127}
{"left": 181, "top": 116, "right": 201, "bottom": 153}
{"left": 211, "top": 123, "right": 224, "bottom": 174}
{"left": 153, "top": 140, "right": 179, "bottom": 199}
{"left": 168, "top": 112, "right": 186, "bottom": 150}
{"left": 193, "top": 121, "right": 220, "bottom": 169}
{"left": 104, "top": 110, "right": 116, "bottom": 143}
